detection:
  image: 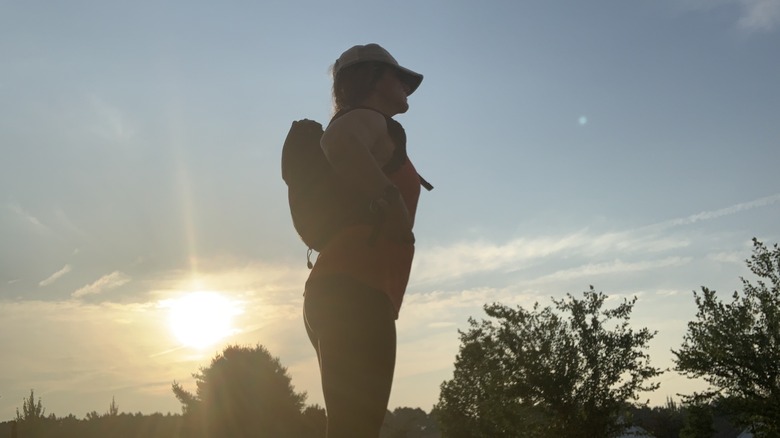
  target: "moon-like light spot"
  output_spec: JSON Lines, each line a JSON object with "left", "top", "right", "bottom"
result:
{"left": 579, "top": 116, "right": 588, "bottom": 125}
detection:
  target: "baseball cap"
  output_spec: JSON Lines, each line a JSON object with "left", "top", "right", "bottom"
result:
{"left": 333, "top": 43, "right": 423, "bottom": 95}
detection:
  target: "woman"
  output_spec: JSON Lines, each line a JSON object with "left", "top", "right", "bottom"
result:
{"left": 303, "top": 43, "right": 427, "bottom": 437}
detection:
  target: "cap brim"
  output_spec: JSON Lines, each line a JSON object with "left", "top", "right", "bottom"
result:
{"left": 396, "top": 66, "right": 423, "bottom": 95}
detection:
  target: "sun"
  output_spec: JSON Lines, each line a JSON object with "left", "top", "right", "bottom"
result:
{"left": 166, "top": 291, "right": 241, "bottom": 349}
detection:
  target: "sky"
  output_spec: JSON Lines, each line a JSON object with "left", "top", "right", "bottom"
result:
{"left": 1, "top": 0, "right": 779, "bottom": 421}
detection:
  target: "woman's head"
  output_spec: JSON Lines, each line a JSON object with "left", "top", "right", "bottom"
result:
{"left": 331, "top": 44, "right": 423, "bottom": 115}
{"left": 332, "top": 61, "right": 389, "bottom": 114}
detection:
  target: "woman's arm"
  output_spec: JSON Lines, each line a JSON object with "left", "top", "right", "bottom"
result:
{"left": 321, "top": 109, "right": 393, "bottom": 200}
{"left": 321, "top": 109, "right": 414, "bottom": 243}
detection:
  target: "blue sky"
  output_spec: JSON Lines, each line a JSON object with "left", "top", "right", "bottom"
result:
{"left": 1, "top": 0, "right": 779, "bottom": 420}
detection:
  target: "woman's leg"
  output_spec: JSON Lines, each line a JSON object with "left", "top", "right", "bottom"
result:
{"left": 304, "top": 277, "right": 396, "bottom": 438}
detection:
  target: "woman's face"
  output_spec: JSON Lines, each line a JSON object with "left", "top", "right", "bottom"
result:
{"left": 373, "top": 68, "right": 411, "bottom": 115}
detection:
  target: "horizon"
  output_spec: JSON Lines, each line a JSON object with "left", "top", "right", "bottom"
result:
{"left": 2, "top": 0, "right": 779, "bottom": 421}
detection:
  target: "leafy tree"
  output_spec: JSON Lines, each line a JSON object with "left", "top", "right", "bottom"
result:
{"left": 15, "top": 389, "right": 46, "bottom": 423}
{"left": 172, "top": 344, "right": 307, "bottom": 437}
{"left": 14, "top": 390, "right": 52, "bottom": 437}
{"left": 629, "top": 397, "right": 685, "bottom": 438}
{"left": 381, "top": 407, "right": 440, "bottom": 438}
{"left": 673, "top": 238, "right": 780, "bottom": 435}
{"left": 436, "top": 287, "right": 662, "bottom": 438}
{"left": 300, "top": 404, "right": 327, "bottom": 438}
{"left": 679, "top": 402, "right": 715, "bottom": 438}
{"left": 108, "top": 396, "right": 119, "bottom": 417}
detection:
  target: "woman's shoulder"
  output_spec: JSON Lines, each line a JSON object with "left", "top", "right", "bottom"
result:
{"left": 326, "top": 108, "right": 387, "bottom": 134}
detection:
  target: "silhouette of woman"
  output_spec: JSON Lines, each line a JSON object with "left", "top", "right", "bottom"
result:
{"left": 303, "top": 43, "right": 427, "bottom": 437}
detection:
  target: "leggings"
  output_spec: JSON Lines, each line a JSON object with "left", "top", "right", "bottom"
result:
{"left": 304, "top": 276, "right": 396, "bottom": 438}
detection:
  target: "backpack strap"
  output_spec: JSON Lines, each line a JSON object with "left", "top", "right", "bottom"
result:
{"left": 419, "top": 175, "right": 434, "bottom": 191}
{"left": 328, "top": 107, "right": 433, "bottom": 191}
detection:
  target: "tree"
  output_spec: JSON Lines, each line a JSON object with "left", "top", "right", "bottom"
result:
{"left": 15, "top": 389, "right": 46, "bottom": 423}
{"left": 381, "top": 407, "right": 440, "bottom": 438}
{"left": 630, "top": 397, "right": 685, "bottom": 438}
{"left": 14, "top": 390, "right": 50, "bottom": 437}
{"left": 301, "top": 405, "right": 327, "bottom": 438}
{"left": 172, "top": 344, "right": 308, "bottom": 437}
{"left": 108, "top": 396, "right": 119, "bottom": 417}
{"left": 436, "top": 287, "right": 662, "bottom": 438}
{"left": 679, "top": 402, "right": 714, "bottom": 438}
{"left": 673, "top": 238, "right": 780, "bottom": 436}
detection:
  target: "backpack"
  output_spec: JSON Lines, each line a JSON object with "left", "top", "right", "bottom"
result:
{"left": 281, "top": 111, "right": 432, "bottom": 266}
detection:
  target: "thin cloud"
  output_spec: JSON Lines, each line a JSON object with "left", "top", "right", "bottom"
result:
{"left": 707, "top": 251, "right": 744, "bottom": 264}
{"left": 526, "top": 257, "right": 692, "bottom": 285}
{"left": 651, "top": 193, "right": 780, "bottom": 230}
{"left": 88, "top": 95, "right": 135, "bottom": 143}
{"left": 428, "top": 322, "right": 457, "bottom": 328}
{"left": 414, "top": 231, "right": 687, "bottom": 284}
{"left": 72, "top": 271, "right": 131, "bottom": 298}
{"left": 737, "top": 0, "right": 780, "bottom": 32}
{"left": 39, "top": 264, "right": 72, "bottom": 287}
{"left": 413, "top": 194, "right": 779, "bottom": 285}
{"left": 7, "top": 203, "right": 49, "bottom": 232}
{"left": 54, "top": 208, "right": 88, "bottom": 238}
{"left": 413, "top": 233, "right": 593, "bottom": 282}
{"left": 676, "top": 0, "right": 780, "bottom": 32}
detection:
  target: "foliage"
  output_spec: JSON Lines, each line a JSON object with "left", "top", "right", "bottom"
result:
{"left": 381, "top": 407, "right": 440, "bottom": 438}
{"left": 108, "top": 396, "right": 119, "bottom": 417}
{"left": 15, "top": 389, "right": 46, "bottom": 424}
{"left": 629, "top": 397, "right": 685, "bottom": 438}
{"left": 172, "top": 344, "right": 308, "bottom": 437}
{"left": 0, "top": 403, "right": 444, "bottom": 438}
{"left": 435, "top": 287, "right": 662, "bottom": 438}
{"left": 673, "top": 238, "right": 780, "bottom": 435}
{"left": 679, "top": 402, "right": 714, "bottom": 438}
{"left": 0, "top": 413, "right": 189, "bottom": 438}
{"left": 300, "top": 404, "right": 327, "bottom": 438}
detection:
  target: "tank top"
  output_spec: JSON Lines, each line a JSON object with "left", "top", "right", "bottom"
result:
{"left": 306, "top": 158, "right": 422, "bottom": 318}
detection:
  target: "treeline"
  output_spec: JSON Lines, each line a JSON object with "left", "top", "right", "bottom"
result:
{"left": 0, "top": 412, "right": 183, "bottom": 438}
{"left": 629, "top": 399, "right": 743, "bottom": 438}
{"left": 0, "top": 400, "right": 749, "bottom": 438}
{"left": 0, "top": 402, "right": 437, "bottom": 438}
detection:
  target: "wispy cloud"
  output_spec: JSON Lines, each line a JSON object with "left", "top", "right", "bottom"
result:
{"left": 650, "top": 193, "right": 780, "bottom": 230}
{"left": 72, "top": 271, "right": 131, "bottom": 298}
{"left": 737, "top": 0, "right": 780, "bottom": 31}
{"left": 414, "top": 194, "right": 779, "bottom": 285}
{"left": 707, "top": 251, "right": 744, "bottom": 264}
{"left": 527, "top": 257, "right": 693, "bottom": 285}
{"left": 88, "top": 95, "right": 135, "bottom": 143}
{"left": 39, "top": 264, "right": 72, "bottom": 287}
{"left": 54, "top": 208, "right": 87, "bottom": 238}
{"left": 413, "top": 231, "right": 688, "bottom": 284}
{"left": 676, "top": 0, "right": 780, "bottom": 32}
{"left": 7, "top": 202, "right": 49, "bottom": 232}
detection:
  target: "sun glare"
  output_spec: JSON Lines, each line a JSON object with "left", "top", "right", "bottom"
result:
{"left": 165, "top": 291, "right": 241, "bottom": 349}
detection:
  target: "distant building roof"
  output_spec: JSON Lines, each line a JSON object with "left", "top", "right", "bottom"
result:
{"left": 737, "top": 428, "right": 754, "bottom": 438}
{"left": 617, "top": 425, "right": 655, "bottom": 438}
